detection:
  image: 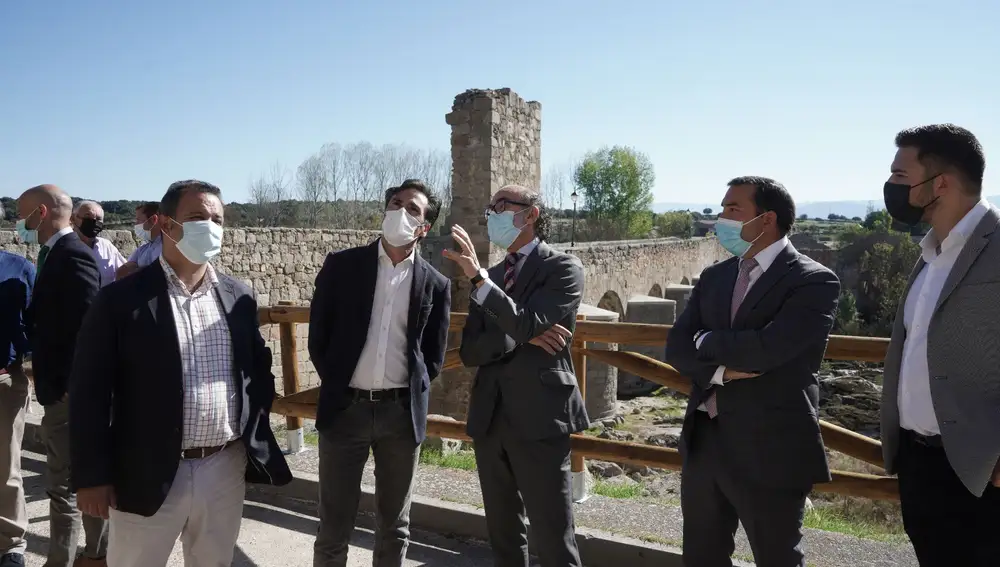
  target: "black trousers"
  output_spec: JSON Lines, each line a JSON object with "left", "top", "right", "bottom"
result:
{"left": 681, "top": 412, "right": 808, "bottom": 567}
{"left": 897, "top": 428, "right": 1000, "bottom": 567}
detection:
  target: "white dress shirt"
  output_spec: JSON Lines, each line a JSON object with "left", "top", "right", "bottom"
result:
{"left": 695, "top": 236, "right": 788, "bottom": 411}
{"left": 898, "top": 199, "right": 991, "bottom": 436}
{"left": 350, "top": 240, "right": 415, "bottom": 390}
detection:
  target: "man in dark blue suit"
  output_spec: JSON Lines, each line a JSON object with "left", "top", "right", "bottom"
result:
{"left": 17, "top": 184, "right": 106, "bottom": 567}
{"left": 308, "top": 179, "right": 451, "bottom": 567}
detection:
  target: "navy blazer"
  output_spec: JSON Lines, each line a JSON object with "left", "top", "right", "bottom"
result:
{"left": 69, "top": 260, "right": 292, "bottom": 517}
{"left": 28, "top": 231, "right": 101, "bottom": 405}
{"left": 308, "top": 239, "right": 451, "bottom": 443}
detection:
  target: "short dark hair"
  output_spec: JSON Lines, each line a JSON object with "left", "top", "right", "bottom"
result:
{"left": 727, "top": 176, "right": 796, "bottom": 236}
{"left": 384, "top": 179, "right": 442, "bottom": 228}
{"left": 160, "top": 180, "right": 223, "bottom": 218}
{"left": 895, "top": 124, "right": 985, "bottom": 195}
{"left": 136, "top": 201, "right": 159, "bottom": 218}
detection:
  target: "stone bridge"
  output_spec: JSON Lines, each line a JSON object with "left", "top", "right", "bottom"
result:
{"left": 0, "top": 87, "right": 727, "bottom": 418}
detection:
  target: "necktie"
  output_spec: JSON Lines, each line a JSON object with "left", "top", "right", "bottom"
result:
{"left": 36, "top": 245, "right": 50, "bottom": 273}
{"left": 705, "top": 257, "right": 759, "bottom": 418}
{"left": 503, "top": 253, "right": 519, "bottom": 293}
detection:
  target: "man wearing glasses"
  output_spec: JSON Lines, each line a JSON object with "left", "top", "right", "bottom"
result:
{"left": 446, "top": 184, "right": 588, "bottom": 567}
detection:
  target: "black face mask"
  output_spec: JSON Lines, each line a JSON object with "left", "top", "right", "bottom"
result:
{"left": 79, "top": 218, "right": 104, "bottom": 239}
{"left": 883, "top": 174, "right": 941, "bottom": 226}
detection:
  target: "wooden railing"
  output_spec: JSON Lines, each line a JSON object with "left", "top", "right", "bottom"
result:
{"left": 261, "top": 304, "right": 898, "bottom": 501}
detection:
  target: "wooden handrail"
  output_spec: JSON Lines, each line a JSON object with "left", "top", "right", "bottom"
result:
{"left": 259, "top": 305, "right": 896, "bottom": 500}
{"left": 256, "top": 306, "right": 890, "bottom": 362}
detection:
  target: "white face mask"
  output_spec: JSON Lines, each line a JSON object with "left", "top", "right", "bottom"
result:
{"left": 166, "top": 220, "right": 224, "bottom": 265}
{"left": 381, "top": 208, "right": 424, "bottom": 247}
{"left": 134, "top": 223, "right": 151, "bottom": 242}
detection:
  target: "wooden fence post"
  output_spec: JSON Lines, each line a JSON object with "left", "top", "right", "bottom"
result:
{"left": 570, "top": 314, "right": 589, "bottom": 503}
{"left": 278, "top": 300, "right": 305, "bottom": 453}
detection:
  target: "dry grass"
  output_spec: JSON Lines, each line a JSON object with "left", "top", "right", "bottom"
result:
{"left": 807, "top": 451, "right": 905, "bottom": 542}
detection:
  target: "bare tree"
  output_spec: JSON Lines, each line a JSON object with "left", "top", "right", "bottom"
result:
{"left": 320, "top": 143, "right": 344, "bottom": 201}
{"left": 248, "top": 162, "right": 291, "bottom": 226}
{"left": 543, "top": 162, "right": 573, "bottom": 212}
{"left": 297, "top": 153, "right": 328, "bottom": 227}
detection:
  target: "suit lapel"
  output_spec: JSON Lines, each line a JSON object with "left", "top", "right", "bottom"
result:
{"left": 731, "top": 243, "right": 796, "bottom": 328}
{"left": 714, "top": 260, "right": 739, "bottom": 327}
{"left": 357, "top": 241, "right": 380, "bottom": 336}
{"left": 933, "top": 209, "right": 1000, "bottom": 314}
{"left": 510, "top": 242, "right": 545, "bottom": 299}
{"left": 144, "top": 263, "right": 182, "bottom": 373}
{"left": 407, "top": 255, "right": 428, "bottom": 342}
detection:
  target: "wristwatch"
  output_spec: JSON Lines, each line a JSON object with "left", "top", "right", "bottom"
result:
{"left": 470, "top": 268, "right": 488, "bottom": 286}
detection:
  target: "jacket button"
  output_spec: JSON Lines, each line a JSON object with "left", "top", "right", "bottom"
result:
{"left": 942, "top": 420, "right": 956, "bottom": 425}
{"left": 933, "top": 376, "right": 947, "bottom": 380}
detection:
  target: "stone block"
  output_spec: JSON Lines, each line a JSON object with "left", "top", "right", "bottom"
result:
{"left": 577, "top": 303, "right": 620, "bottom": 422}
{"left": 619, "top": 295, "right": 677, "bottom": 397}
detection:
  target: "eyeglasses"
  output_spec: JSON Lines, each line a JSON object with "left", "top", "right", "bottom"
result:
{"left": 483, "top": 199, "right": 531, "bottom": 219}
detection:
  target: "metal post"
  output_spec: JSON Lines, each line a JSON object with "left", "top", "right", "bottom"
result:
{"left": 278, "top": 300, "right": 305, "bottom": 454}
{"left": 570, "top": 314, "right": 589, "bottom": 502}
{"left": 571, "top": 202, "right": 578, "bottom": 247}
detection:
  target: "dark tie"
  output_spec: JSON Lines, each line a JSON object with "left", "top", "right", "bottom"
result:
{"left": 503, "top": 253, "right": 519, "bottom": 293}
{"left": 705, "top": 257, "right": 760, "bottom": 418}
{"left": 36, "top": 245, "right": 50, "bottom": 273}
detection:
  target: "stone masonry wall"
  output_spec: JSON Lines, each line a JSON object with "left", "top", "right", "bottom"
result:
{"left": 0, "top": 227, "right": 725, "bottom": 404}
{"left": 436, "top": 88, "right": 543, "bottom": 418}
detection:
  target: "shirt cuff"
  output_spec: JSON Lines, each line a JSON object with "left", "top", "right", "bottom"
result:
{"left": 471, "top": 278, "right": 494, "bottom": 305}
{"left": 695, "top": 331, "right": 711, "bottom": 349}
{"left": 710, "top": 365, "right": 726, "bottom": 386}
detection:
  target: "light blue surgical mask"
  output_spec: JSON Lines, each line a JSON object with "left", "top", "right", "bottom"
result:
{"left": 714, "top": 214, "right": 764, "bottom": 258}
{"left": 15, "top": 209, "right": 39, "bottom": 244}
{"left": 487, "top": 211, "right": 525, "bottom": 249}
{"left": 167, "top": 219, "right": 224, "bottom": 265}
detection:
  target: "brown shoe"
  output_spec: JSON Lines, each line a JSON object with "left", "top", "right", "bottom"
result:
{"left": 73, "top": 557, "right": 107, "bottom": 567}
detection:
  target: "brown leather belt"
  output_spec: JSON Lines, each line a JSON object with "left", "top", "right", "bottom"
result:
{"left": 182, "top": 439, "right": 239, "bottom": 460}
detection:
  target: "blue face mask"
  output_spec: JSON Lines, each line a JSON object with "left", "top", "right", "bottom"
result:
{"left": 16, "top": 209, "right": 39, "bottom": 244}
{"left": 487, "top": 211, "right": 524, "bottom": 249}
{"left": 167, "top": 219, "right": 224, "bottom": 265}
{"left": 714, "top": 214, "right": 764, "bottom": 258}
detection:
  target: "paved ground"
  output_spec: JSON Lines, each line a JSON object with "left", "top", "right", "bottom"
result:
{"left": 17, "top": 449, "right": 497, "bottom": 566}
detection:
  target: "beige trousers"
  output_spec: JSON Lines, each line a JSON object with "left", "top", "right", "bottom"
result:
{"left": 107, "top": 443, "right": 247, "bottom": 567}
{"left": 0, "top": 368, "right": 28, "bottom": 556}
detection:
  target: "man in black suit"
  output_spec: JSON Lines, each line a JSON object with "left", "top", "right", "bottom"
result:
{"left": 16, "top": 184, "right": 107, "bottom": 567}
{"left": 309, "top": 179, "right": 451, "bottom": 567}
{"left": 447, "top": 185, "right": 588, "bottom": 567}
{"left": 70, "top": 180, "right": 292, "bottom": 567}
{"left": 665, "top": 177, "right": 840, "bottom": 567}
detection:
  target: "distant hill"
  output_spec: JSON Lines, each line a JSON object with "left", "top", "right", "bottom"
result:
{"left": 654, "top": 197, "right": 1000, "bottom": 219}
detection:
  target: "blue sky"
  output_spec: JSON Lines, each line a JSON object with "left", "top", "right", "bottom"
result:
{"left": 2, "top": 0, "right": 997, "bottom": 206}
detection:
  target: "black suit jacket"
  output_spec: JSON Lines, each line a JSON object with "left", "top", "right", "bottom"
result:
{"left": 28, "top": 231, "right": 101, "bottom": 405}
{"left": 664, "top": 242, "right": 840, "bottom": 491}
{"left": 69, "top": 261, "right": 292, "bottom": 517}
{"left": 308, "top": 239, "right": 451, "bottom": 442}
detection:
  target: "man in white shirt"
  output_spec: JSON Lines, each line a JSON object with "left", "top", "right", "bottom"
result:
{"left": 880, "top": 124, "right": 999, "bottom": 567}
{"left": 71, "top": 201, "right": 126, "bottom": 287}
{"left": 308, "top": 180, "right": 451, "bottom": 567}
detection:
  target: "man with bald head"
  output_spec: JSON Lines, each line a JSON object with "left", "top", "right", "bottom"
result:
{"left": 16, "top": 185, "right": 107, "bottom": 567}
{"left": 72, "top": 201, "right": 126, "bottom": 287}
{"left": 447, "top": 184, "right": 588, "bottom": 567}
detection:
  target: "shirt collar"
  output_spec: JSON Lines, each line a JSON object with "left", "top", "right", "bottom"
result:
{"left": 513, "top": 238, "right": 540, "bottom": 258}
{"left": 919, "top": 199, "right": 991, "bottom": 261}
{"left": 159, "top": 255, "right": 219, "bottom": 295}
{"left": 43, "top": 226, "right": 75, "bottom": 249}
{"left": 744, "top": 236, "right": 787, "bottom": 272}
{"left": 378, "top": 238, "right": 416, "bottom": 266}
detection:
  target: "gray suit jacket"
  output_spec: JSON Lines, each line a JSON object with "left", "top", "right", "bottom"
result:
{"left": 882, "top": 206, "right": 1000, "bottom": 496}
{"left": 460, "top": 241, "right": 590, "bottom": 440}
{"left": 665, "top": 242, "right": 840, "bottom": 491}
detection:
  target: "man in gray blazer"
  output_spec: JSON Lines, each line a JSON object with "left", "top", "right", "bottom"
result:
{"left": 880, "top": 124, "right": 999, "bottom": 566}
{"left": 445, "top": 185, "right": 588, "bottom": 567}
{"left": 665, "top": 177, "right": 840, "bottom": 567}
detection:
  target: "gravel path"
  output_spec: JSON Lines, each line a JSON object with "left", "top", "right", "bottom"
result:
{"left": 284, "top": 445, "right": 918, "bottom": 567}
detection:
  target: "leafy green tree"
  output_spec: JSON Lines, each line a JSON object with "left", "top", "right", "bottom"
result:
{"left": 655, "top": 211, "right": 693, "bottom": 238}
{"left": 859, "top": 237, "right": 920, "bottom": 335}
{"left": 574, "top": 146, "right": 655, "bottom": 239}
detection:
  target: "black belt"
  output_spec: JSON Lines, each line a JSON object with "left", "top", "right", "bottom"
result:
{"left": 902, "top": 428, "right": 943, "bottom": 448}
{"left": 349, "top": 387, "right": 409, "bottom": 403}
{"left": 182, "top": 439, "right": 240, "bottom": 460}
